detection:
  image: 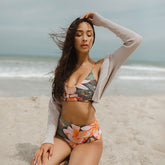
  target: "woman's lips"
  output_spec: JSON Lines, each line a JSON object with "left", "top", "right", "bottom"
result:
{"left": 81, "top": 44, "right": 88, "bottom": 48}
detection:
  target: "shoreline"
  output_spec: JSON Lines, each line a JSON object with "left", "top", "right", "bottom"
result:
{"left": 1, "top": 77, "right": 165, "bottom": 97}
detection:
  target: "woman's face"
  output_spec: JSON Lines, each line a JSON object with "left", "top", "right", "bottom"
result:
{"left": 74, "top": 22, "right": 94, "bottom": 54}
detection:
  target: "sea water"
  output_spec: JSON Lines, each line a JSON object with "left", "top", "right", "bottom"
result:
{"left": 0, "top": 54, "right": 165, "bottom": 97}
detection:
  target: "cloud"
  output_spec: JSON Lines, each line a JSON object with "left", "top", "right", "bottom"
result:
{"left": 0, "top": 0, "right": 165, "bottom": 61}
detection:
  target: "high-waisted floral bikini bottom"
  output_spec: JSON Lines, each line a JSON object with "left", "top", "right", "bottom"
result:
{"left": 56, "top": 115, "right": 102, "bottom": 148}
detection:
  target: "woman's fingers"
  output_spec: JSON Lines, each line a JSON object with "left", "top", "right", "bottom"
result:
{"left": 81, "top": 12, "right": 95, "bottom": 20}
{"left": 41, "top": 145, "right": 54, "bottom": 165}
{"left": 80, "top": 14, "right": 86, "bottom": 19}
{"left": 81, "top": 13, "right": 91, "bottom": 19}
{"left": 34, "top": 148, "right": 43, "bottom": 165}
{"left": 34, "top": 151, "right": 39, "bottom": 164}
{"left": 42, "top": 150, "right": 47, "bottom": 165}
{"left": 33, "top": 144, "right": 54, "bottom": 165}
{"left": 49, "top": 146, "right": 53, "bottom": 160}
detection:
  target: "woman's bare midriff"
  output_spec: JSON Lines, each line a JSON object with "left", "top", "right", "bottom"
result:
{"left": 61, "top": 101, "right": 96, "bottom": 125}
{"left": 60, "top": 59, "right": 103, "bottom": 125}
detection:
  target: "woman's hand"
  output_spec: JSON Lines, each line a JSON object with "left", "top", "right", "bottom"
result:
{"left": 81, "top": 12, "right": 104, "bottom": 27}
{"left": 81, "top": 12, "right": 95, "bottom": 22}
{"left": 33, "top": 143, "right": 54, "bottom": 165}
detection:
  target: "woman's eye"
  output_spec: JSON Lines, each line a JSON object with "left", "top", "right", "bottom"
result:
{"left": 87, "top": 33, "right": 92, "bottom": 37}
{"left": 75, "top": 33, "right": 92, "bottom": 37}
{"left": 76, "top": 34, "right": 81, "bottom": 37}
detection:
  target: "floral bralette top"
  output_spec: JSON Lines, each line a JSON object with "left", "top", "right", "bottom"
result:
{"left": 63, "top": 63, "right": 98, "bottom": 102}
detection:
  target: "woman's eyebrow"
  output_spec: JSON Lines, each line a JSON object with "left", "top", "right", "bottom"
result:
{"left": 76, "top": 30, "right": 92, "bottom": 32}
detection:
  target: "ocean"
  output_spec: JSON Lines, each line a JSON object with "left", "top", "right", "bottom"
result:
{"left": 0, "top": 54, "right": 165, "bottom": 97}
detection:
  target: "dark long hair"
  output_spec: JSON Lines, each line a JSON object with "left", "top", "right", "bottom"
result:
{"left": 50, "top": 17, "right": 95, "bottom": 104}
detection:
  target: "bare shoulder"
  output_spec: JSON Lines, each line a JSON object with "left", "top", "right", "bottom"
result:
{"left": 93, "top": 58, "right": 104, "bottom": 79}
{"left": 96, "top": 58, "right": 104, "bottom": 65}
{"left": 95, "top": 58, "right": 104, "bottom": 70}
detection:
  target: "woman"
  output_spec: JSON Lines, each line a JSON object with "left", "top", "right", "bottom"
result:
{"left": 31, "top": 12, "right": 142, "bottom": 165}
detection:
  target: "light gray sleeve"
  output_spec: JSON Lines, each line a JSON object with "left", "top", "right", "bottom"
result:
{"left": 42, "top": 96, "right": 60, "bottom": 145}
{"left": 92, "top": 12, "right": 143, "bottom": 69}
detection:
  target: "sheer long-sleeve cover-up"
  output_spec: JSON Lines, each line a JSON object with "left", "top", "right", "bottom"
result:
{"left": 42, "top": 13, "right": 143, "bottom": 145}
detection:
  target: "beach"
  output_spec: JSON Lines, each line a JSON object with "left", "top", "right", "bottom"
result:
{"left": 0, "top": 55, "right": 165, "bottom": 164}
{"left": 1, "top": 95, "right": 165, "bottom": 165}
{"left": 1, "top": 0, "right": 165, "bottom": 164}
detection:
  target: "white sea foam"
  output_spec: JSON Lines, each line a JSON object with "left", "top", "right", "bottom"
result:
{"left": 119, "top": 64, "right": 165, "bottom": 81}
{"left": 118, "top": 76, "right": 165, "bottom": 81}
{"left": 0, "top": 56, "right": 165, "bottom": 82}
{"left": 0, "top": 56, "right": 165, "bottom": 96}
{"left": 122, "top": 65, "right": 165, "bottom": 72}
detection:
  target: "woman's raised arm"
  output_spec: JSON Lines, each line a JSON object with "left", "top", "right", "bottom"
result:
{"left": 82, "top": 12, "right": 143, "bottom": 69}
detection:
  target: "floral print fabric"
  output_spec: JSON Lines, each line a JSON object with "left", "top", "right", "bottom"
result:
{"left": 63, "top": 64, "right": 97, "bottom": 102}
{"left": 57, "top": 116, "right": 102, "bottom": 148}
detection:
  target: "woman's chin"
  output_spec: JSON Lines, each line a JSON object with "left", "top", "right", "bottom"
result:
{"left": 81, "top": 47, "right": 90, "bottom": 52}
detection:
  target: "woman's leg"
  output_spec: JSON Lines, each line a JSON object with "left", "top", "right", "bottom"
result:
{"left": 68, "top": 139, "right": 103, "bottom": 165}
{"left": 59, "top": 155, "right": 70, "bottom": 165}
{"left": 30, "top": 135, "right": 71, "bottom": 165}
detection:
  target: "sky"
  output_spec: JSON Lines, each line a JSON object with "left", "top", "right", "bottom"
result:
{"left": 0, "top": 0, "right": 165, "bottom": 63}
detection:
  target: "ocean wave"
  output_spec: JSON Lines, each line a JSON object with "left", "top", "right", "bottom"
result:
{"left": 122, "top": 65, "right": 165, "bottom": 72}
{"left": 118, "top": 76, "right": 165, "bottom": 81}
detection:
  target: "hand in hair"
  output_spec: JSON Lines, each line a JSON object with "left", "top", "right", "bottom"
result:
{"left": 80, "top": 12, "right": 95, "bottom": 22}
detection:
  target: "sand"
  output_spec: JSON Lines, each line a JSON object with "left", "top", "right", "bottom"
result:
{"left": 0, "top": 95, "right": 165, "bottom": 165}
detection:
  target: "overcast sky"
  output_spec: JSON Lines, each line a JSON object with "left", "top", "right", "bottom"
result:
{"left": 0, "top": 0, "right": 165, "bottom": 62}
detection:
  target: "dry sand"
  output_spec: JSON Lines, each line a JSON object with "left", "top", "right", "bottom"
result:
{"left": 0, "top": 95, "right": 165, "bottom": 165}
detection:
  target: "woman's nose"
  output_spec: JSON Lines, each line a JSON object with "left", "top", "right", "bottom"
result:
{"left": 82, "top": 35, "right": 87, "bottom": 41}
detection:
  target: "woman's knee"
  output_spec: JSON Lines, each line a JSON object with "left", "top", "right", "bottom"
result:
{"left": 31, "top": 135, "right": 71, "bottom": 165}
{"left": 45, "top": 135, "right": 71, "bottom": 165}
{"left": 69, "top": 139, "right": 103, "bottom": 165}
